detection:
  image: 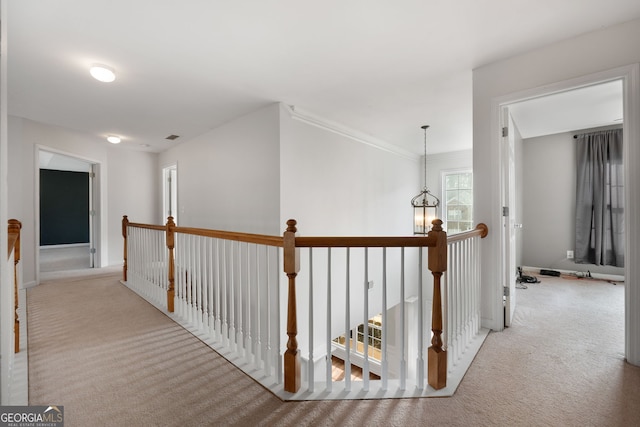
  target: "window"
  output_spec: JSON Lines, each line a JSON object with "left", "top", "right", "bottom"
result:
{"left": 442, "top": 171, "right": 473, "bottom": 234}
{"left": 333, "top": 314, "right": 382, "bottom": 362}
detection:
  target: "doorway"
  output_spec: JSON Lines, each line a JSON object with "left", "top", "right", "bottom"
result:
{"left": 37, "top": 149, "right": 100, "bottom": 279}
{"left": 496, "top": 71, "right": 630, "bottom": 331}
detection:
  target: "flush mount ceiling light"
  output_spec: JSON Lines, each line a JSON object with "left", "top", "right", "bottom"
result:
{"left": 90, "top": 64, "right": 116, "bottom": 82}
{"left": 107, "top": 135, "right": 121, "bottom": 144}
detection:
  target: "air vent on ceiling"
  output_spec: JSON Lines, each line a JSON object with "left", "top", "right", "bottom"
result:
{"left": 165, "top": 134, "right": 180, "bottom": 141}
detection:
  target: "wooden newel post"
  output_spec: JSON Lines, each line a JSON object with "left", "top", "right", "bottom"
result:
{"left": 166, "top": 216, "right": 176, "bottom": 313}
{"left": 122, "top": 216, "right": 129, "bottom": 282}
{"left": 283, "top": 219, "right": 301, "bottom": 393}
{"left": 9, "top": 219, "right": 21, "bottom": 354}
{"left": 427, "top": 219, "right": 447, "bottom": 390}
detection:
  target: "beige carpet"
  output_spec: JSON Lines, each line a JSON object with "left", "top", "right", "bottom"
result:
{"left": 39, "top": 245, "right": 92, "bottom": 273}
{"left": 28, "top": 272, "right": 640, "bottom": 426}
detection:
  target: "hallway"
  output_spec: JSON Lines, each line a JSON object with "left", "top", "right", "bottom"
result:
{"left": 24, "top": 270, "right": 640, "bottom": 426}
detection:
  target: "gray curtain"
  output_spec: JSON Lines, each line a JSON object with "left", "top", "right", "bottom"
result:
{"left": 575, "top": 129, "right": 624, "bottom": 267}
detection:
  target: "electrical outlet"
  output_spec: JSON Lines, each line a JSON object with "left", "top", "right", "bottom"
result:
{"left": 567, "top": 250, "right": 574, "bottom": 259}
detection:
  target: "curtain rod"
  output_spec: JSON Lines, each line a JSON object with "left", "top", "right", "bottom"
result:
{"left": 574, "top": 128, "right": 623, "bottom": 139}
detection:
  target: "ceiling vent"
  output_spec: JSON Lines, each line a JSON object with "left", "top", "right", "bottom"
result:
{"left": 165, "top": 134, "right": 180, "bottom": 141}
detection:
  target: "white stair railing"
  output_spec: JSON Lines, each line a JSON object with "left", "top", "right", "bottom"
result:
{"left": 124, "top": 222, "right": 167, "bottom": 307}
{"left": 444, "top": 224, "right": 489, "bottom": 375}
{"left": 172, "top": 232, "right": 282, "bottom": 380}
{"left": 122, "top": 216, "right": 488, "bottom": 401}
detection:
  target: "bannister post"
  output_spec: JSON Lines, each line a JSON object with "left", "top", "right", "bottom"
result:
{"left": 428, "top": 219, "right": 447, "bottom": 390}
{"left": 283, "top": 219, "right": 300, "bottom": 393}
{"left": 9, "top": 219, "right": 21, "bottom": 354}
{"left": 166, "top": 216, "right": 176, "bottom": 313}
{"left": 122, "top": 216, "right": 129, "bottom": 282}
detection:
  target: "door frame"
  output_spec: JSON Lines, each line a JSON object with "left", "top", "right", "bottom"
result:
{"left": 500, "top": 108, "right": 517, "bottom": 327}
{"left": 35, "top": 146, "right": 104, "bottom": 284}
{"left": 491, "top": 64, "right": 639, "bottom": 343}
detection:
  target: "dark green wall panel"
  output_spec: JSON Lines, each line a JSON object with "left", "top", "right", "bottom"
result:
{"left": 40, "top": 169, "right": 89, "bottom": 245}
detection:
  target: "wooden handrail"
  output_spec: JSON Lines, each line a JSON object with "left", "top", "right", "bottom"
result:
{"left": 8, "top": 219, "right": 22, "bottom": 354}
{"left": 446, "top": 223, "right": 489, "bottom": 243}
{"left": 174, "top": 226, "right": 284, "bottom": 247}
{"left": 295, "top": 235, "right": 437, "bottom": 248}
{"left": 126, "top": 222, "right": 166, "bottom": 231}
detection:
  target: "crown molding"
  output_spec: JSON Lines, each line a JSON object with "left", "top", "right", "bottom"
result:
{"left": 282, "top": 104, "right": 419, "bottom": 161}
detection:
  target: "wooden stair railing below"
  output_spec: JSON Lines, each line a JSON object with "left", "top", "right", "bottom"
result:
{"left": 8, "top": 219, "right": 22, "bottom": 353}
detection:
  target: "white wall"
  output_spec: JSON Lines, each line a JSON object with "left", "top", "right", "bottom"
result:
{"left": 158, "top": 104, "right": 281, "bottom": 234}
{"left": 107, "top": 148, "right": 158, "bottom": 266}
{"left": 8, "top": 117, "right": 158, "bottom": 285}
{"left": 473, "top": 18, "right": 640, "bottom": 364}
{"left": 522, "top": 132, "right": 575, "bottom": 268}
{"left": 521, "top": 128, "right": 624, "bottom": 276}
{"left": 279, "top": 106, "right": 418, "bottom": 236}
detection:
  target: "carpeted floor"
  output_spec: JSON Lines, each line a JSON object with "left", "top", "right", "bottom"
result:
{"left": 39, "top": 245, "right": 92, "bottom": 273}
{"left": 27, "top": 272, "right": 640, "bottom": 426}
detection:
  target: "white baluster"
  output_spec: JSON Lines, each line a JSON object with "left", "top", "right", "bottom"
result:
{"left": 416, "top": 247, "right": 424, "bottom": 390}
{"left": 275, "top": 247, "right": 282, "bottom": 384}
{"left": 344, "top": 248, "right": 351, "bottom": 392}
{"left": 215, "top": 238, "right": 222, "bottom": 342}
{"left": 362, "top": 247, "right": 369, "bottom": 392}
{"left": 381, "top": 248, "right": 388, "bottom": 391}
{"left": 400, "top": 247, "right": 406, "bottom": 391}
{"left": 222, "top": 240, "right": 229, "bottom": 347}
{"left": 257, "top": 245, "right": 263, "bottom": 370}
{"left": 308, "top": 248, "right": 314, "bottom": 392}
{"left": 325, "top": 247, "right": 332, "bottom": 392}
{"left": 245, "top": 243, "right": 252, "bottom": 362}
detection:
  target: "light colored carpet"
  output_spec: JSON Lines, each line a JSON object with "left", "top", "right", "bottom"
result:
{"left": 39, "top": 245, "right": 91, "bottom": 273}
{"left": 27, "top": 272, "right": 640, "bottom": 426}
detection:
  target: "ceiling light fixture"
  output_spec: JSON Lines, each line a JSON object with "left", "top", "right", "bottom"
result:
{"left": 107, "top": 135, "right": 121, "bottom": 144}
{"left": 411, "top": 125, "right": 440, "bottom": 234}
{"left": 90, "top": 64, "right": 116, "bottom": 83}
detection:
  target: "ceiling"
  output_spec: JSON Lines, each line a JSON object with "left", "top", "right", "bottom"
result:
{"left": 7, "top": 1, "right": 640, "bottom": 156}
{"left": 509, "top": 80, "right": 624, "bottom": 139}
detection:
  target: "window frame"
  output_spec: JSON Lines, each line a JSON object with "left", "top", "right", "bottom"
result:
{"left": 440, "top": 168, "right": 473, "bottom": 235}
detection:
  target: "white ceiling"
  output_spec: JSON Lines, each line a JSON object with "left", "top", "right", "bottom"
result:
{"left": 7, "top": 1, "right": 640, "bottom": 155}
{"left": 509, "top": 80, "right": 624, "bottom": 139}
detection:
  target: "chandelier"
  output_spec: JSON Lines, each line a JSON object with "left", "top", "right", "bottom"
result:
{"left": 411, "top": 125, "right": 440, "bottom": 234}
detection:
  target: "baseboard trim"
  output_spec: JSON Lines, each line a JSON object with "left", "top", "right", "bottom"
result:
{"left": 521, "top": 265, "right": 624, "bottom": 282}
{"left": 40, "top": 243, "right": 90, "bottom": 250}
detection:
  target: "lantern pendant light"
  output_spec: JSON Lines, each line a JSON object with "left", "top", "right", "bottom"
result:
{"left": 411, "top": 125, "right": 440, "bottom": 234}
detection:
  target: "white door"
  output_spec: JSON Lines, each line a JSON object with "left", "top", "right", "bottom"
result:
{"left": 501, "top": 108, "right": 517, "bottom": 327}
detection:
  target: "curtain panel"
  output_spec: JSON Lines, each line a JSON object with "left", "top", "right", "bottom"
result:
{"left": 575, "top": 129, "right": 624, "bottom": 267}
